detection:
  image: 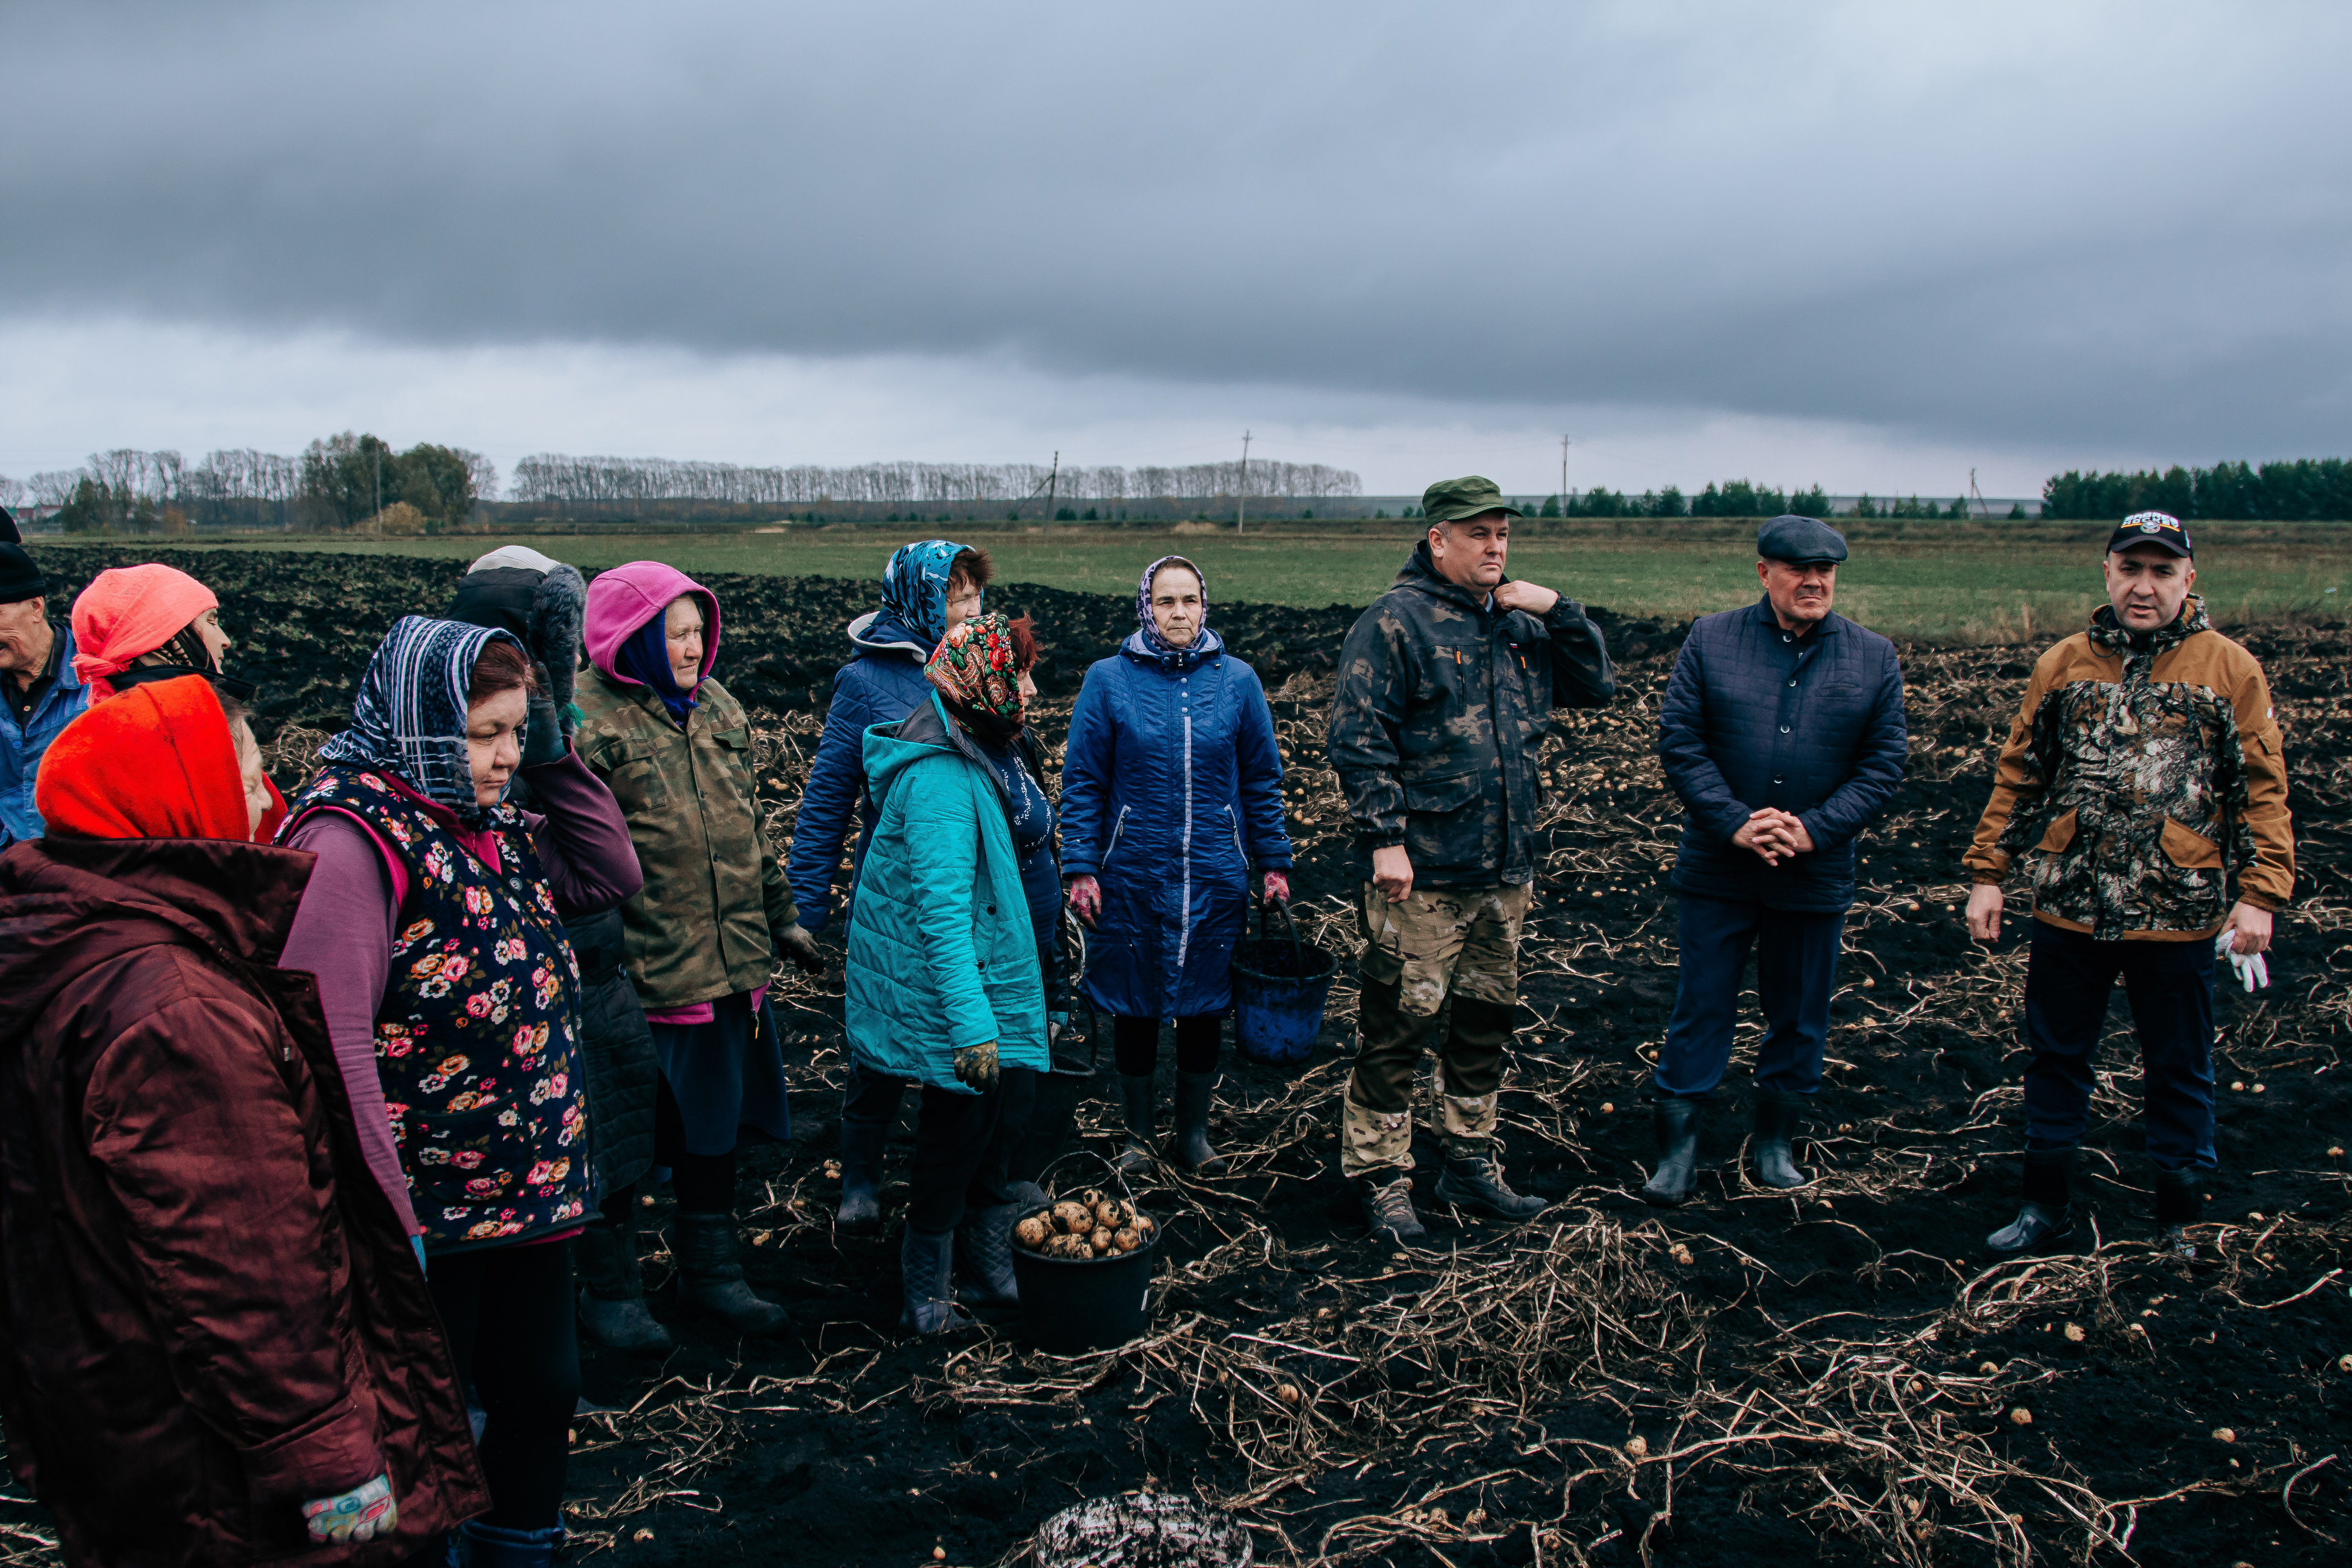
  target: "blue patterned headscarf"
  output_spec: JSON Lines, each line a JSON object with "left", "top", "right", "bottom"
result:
{"left": 1136, "top": 555, "right": 1207, "bottom": 656}
{"left": 878, "top": 539, "right": 972, "bottom": 649}
{"left": 319, "top": 615, "right": 525, "bottom": 826}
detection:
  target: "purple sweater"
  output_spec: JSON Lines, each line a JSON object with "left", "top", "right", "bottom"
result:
{"left": 280, "top": 749, "right": 643, "bottom": 1235}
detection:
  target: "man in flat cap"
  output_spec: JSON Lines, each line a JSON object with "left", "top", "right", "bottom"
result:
{"left": 1963, "top": 511, "right": 2291, "bottom": 1258}
{"left": 0, "top": 540, "right": 89, "bottom": 847}
{"left": 1329, "top": 476, "right": 1615, "bottom": 1245}
{"left": 1644, "top": 514, "right": 1906, "bottom": 1207}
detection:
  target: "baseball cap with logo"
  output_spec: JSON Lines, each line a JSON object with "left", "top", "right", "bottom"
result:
{"left": 2107, "top": 510, "right": 2193, "bottom": 558}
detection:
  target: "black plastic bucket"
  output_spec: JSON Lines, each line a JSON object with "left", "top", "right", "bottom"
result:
{"left": 1011, "top": 1204, "right": 1158, "bottom": 1353}
{"left": 1231, "top": 900, "right": 1336, "bottom": 1069}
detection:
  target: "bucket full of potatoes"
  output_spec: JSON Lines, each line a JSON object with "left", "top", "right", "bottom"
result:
{"left": 1009, "top": 1188, "right": 1159, "bottom": 1353}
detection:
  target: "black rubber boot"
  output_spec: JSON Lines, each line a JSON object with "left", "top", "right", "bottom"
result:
{"left": 1751, "top": 1090, "right": 1809, "bottom": 1190}
{"left": 1435, "top": 1148, "right": 1549, "bottom": 1221}
{"left": 1361, "top": 1175, "right": 1428, "bottom": 1246}
{"left": 671, "top": 1212, "right": 790, "bottom": 1336}
{"left": 1642, "top": 1097, "right": 1701, "bottom": 1209}
{"left": 1169, "top": 1071, "right": 1228, "bottom": 1174}
{"left": 836, "top": 1116, "right": 887, "bottom": 1234}
{"left": 2154, "top": 1167, "right": 2202, "bottom": 1259}
{"left": 954, "top": 1202, "right": 1020, "bottom": 1306}
{"left": 574, "top": 1219, "right": 674, "bottom": 1357}
{"left": 1986, "top": 1146, "right": 2076, "bottom": 1256}
{"left": 900, "top": 1227, "right": 968, "bottom": 1334}
{"left": 1116, "top": 1073, "right": 1157, "bottom": 1174}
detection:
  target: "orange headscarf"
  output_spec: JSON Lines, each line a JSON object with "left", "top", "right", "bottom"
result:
{"left": 70, "top": 564, "right": 221, "bottom": 702}
{"left": 35, "top": 674, "right": 280, "bottom": 842}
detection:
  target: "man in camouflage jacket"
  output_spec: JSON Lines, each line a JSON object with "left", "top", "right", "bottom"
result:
{"left": 1329, "top": 475, "right": 1614, "bottom": 1245}
{"left": 1963, "top": 512, "right": 2293, "bottom": 1259}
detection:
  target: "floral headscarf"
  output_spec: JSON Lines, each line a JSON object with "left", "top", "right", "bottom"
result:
{"left": 318, "top": 615, "right": 524, "bottom": 827}
{"left": 925, "top": 611, "right": 1026, "bottom": 742}
{"left": 1136, "top": 554, "right": 1207, "bottom": 657}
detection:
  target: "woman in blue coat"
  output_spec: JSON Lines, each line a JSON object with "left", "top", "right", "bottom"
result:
{"left": 1063, "top": 557, "right": 1293, "bottom": 1174}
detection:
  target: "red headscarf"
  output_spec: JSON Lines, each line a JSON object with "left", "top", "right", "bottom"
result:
{"left": 70, "top": 564, "right": 221, "bottom": 702}
{"left": 35, "top": 674, "right": 281, "bottom": 842}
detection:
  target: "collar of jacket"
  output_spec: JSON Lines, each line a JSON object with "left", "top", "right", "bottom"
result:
{"left": 1394, "top": 540, "right": 1520, "bottom": 617}
{"left": 1118, "top": 624, "right": 1225, "bottom": 671}
{"left": 2086, "top": 594, "right": 2209, "bottom": 658}
{"left": 1747, "top": 596, "right": 1845, "bottom": 639}
{"left": 848, "top": 609, "right": 931, "bottom": 662}
{"left": 892, "top": 691, "right": 1045, "bottom": 814}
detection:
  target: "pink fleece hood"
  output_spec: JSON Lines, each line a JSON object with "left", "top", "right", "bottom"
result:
{"left": 584, "top": 561, "right": 722, "bottom": 686}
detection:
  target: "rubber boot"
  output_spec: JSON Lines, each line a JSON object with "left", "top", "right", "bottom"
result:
{"left": 1642, "top": 1097, "right": 1701, "bottom": 1209}
{"left": 2154, "top": 1167, "right": 2202, "bottom": 1259}
{"left": 1116, "top": 1073, "right": 1157, "bottom": 1174}
{"left": 1169, "top": 1071, "right": 1228, "bottom": 1174}
{"left": 900, "top": 1227, "right": 968, "bottom": 1333}
{"left": 671, "top": 1212, "right": 790, "bottom": 1336}
{"left": 1361, "top": 1174, "right": 1427, "bottom": 1246}
{"left": 954, "top": 1201, "right": 1020, "bottom": 1306}
{"left": 1751, "top": 1090, "right": 1809, "bottom": 1190}
{"left": 1435, "top": 1147, "right": 1549, "bottom": 1221}
{"left": 1986, "top": 1145, "right": 2075, "bottom": 1256}
{"left": 457, "top": 1519, "right": 565, "bottom": 1567}
{"left": 836, "top": 1116, "right": 887, "bottom": 1234}
{"left": 574, "top": 1219, "right": 674, "bottom": 1357}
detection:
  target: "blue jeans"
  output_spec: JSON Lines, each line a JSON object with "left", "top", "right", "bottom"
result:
{"left": 1654, "top": 895, "right": 1843, "bottom": 1099}
{"left": 2021, "top": 921, "right": 2216, "bottom": 1172}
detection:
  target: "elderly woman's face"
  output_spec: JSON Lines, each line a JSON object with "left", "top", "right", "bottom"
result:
{"left": 1150, "top": 567, "right": 1203, "bottom": 648}
{"left": 664, "top": 596, "right": 706, "bottom": 686}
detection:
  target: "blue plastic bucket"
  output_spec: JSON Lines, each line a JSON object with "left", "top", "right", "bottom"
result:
{"left": 1231, "top": 900, "right": 1336, "bottom": 1068}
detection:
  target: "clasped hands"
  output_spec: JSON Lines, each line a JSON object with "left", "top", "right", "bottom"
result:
{"left": 1730, "top": 807, "right": 1813, "bottom": 866}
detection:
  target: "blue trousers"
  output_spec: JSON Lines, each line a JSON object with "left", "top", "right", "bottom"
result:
{"left": 1654, "top": 895, "right": 1843, "bottom": 1099}
{"left": 2021, "top": 920, "right": 2216, "bottom": 1172}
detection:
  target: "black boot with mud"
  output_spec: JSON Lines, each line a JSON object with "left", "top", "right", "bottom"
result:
{"left": 1434, "top": 1148, "right": 1548, "bottom": 1221}
{"left": 672, "top": 1212, "right": 791, "bottom": 1336}
{"left": 1361, "top": 1175, "right": 1427, "bottom": 1246}
{"left": 954, "top": 1201, "right": 1020, "bottom": 1306}
{"left": 1751, "top": 1090, "right": 1810, "bottom": 1190}
{"left": 1116, "top": 1073, "right": 1156, "bottom": 1174}
{"left": 575, "top": 1219, "right": 674, "bottom": 1357}
{"left": 835, "top": 1117, "right": 886, "bottom": 1234}
{"left": 1643, "top": 1096, "right": 1701, "bottom": 1208}
{"left": 1986, "top": 1145, "right": 2076, "bottom": 1256}
{"left": 1168, "top": 1071, "right": 1227, "bottom": 1174}
{"left": 2154, "top": 1166, "right": 2203, "bottom": 1259}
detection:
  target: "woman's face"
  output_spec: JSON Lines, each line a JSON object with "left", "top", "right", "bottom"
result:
{"left": 191, "top": 608, "right": 233, "bottom": 669}
{"left": 1017, "top": 667, "right": 1037, "bottom": 707}
{"left": 943, "top": 574, "right": 983, "bottom": 633}
{"left": 466, "top": 686, "right": 529, "bottom": 806}
{"left": 664, "top": 596, "right": 706, "bottom": 687}
{"left": 1150, "top": 567, "right": 1203, "bottom": 648}
{"left": 233, "top": 719, "right": 270, "bottom": 838}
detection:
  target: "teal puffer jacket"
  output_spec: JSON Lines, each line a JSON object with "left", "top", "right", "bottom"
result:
{"left": 845, "top": 693, "right": 1050, "bottom": 1092}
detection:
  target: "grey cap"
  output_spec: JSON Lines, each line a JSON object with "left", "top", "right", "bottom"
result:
{"left": 1758, "top": 514, "right": 1848, "bottom": 564}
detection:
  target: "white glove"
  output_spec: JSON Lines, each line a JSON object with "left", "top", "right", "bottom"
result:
{"left": 303, "top": 1473, "right": 395, "bottom": 1543}
{"left": 2214, "top": 930, "right": 2269, "bottom": 993}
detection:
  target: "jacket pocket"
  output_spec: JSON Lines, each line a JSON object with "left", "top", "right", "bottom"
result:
{"left": 588, "top": 735, "right": 668, "bottom": 811}
{"left": 1401, "top": 768, "right": 1483, "bottom": 815}
{"left": 2037, "top": 809, "right": 2078, "bottom": 853}
{"left": 2159, "top": 816, "right": 2222, "bottom": 869}
{"left": 1102, "top": 803, "right": 1133, "bottom": 867}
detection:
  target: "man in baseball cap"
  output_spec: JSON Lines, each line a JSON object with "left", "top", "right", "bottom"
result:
{"left": 0, "top": 542, "right": 91, "bottom": 845}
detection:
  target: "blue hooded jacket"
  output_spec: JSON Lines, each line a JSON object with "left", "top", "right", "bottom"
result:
{"left": 1060, "top": 625, "right": 1293, "bottom": 1020}
{"left": 0, "top": 621, "right": 89, "bottom": 846}
{"left": 787, "top": 540, "right": 969, "bottom": 932}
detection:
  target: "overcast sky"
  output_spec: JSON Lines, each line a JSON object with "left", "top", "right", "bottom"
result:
{"left": 4, "top": 1, "right": 2346, "bottom": 498}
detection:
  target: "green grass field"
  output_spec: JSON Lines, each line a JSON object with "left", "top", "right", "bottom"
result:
{"left": 50, "top": 520, "right": 2351, "bottom": 641}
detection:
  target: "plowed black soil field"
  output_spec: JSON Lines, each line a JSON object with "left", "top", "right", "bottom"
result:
{"left": 10, "top": 545, "right": 2351, "bottom": 1568}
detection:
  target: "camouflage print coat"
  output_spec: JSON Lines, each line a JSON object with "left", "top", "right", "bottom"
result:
{"left": 1964, "top": 597, "right": 2294, "bottom": 941}
{"left": 574, "top": 670, "right": 799, "bottom": 1008}
{"left": 1329, "top": 542, "right": 1615, "bottom": 887}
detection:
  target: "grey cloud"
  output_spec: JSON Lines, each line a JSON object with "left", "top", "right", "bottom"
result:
{"left": 4, "top": 1, "right": 2347, "bottom": 460}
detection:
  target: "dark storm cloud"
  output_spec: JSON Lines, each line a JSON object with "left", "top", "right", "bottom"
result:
{"left": 5, "top": 1, "right": 2347, "bottom": 460}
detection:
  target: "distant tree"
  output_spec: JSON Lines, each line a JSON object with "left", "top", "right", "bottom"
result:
{"left": 394, "top": 443, "right": 477, "bottom": 530}
{"left": 1653, "top": 485, "right": 1687, "bottom": 517}
{"left": 1055, "top": 506, "right": 1077, "bottom": 521}
{"left": 1539, "top": 493, "right": 1561, "bottom": 518}
{"left": 1946, "top": 496, "right": 1970, "bottom": 519}
{"left": 1851, "top": 494, "right": 1879, "bottom": 519}
{"left": 1789, "top": 485, "right": 1831, "bottom": 516}
{"left": 2008, "top": 502, "right": 2027, "bottom": 519}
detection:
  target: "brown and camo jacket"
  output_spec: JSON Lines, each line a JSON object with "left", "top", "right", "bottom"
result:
{"left": 1964, "top": 597, "right": 2294, "bottom": 940}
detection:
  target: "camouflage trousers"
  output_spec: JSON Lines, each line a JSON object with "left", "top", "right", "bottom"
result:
{"left": 1341, "top": 880, "right": 1530, "bottom": 1178}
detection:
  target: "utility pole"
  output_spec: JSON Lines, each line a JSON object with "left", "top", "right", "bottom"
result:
{"left": 372, "top": 441, "right": 382, "bottom": 538}
{"left": 1237, "top": 430, "right": 1251, "bottom": 534}
{"left": 1969, "top": 466, "right": 1989, "bottom": 519}
{"left": 1560, "top": 434, "right": 1571, "bottom": 514}
{"left": 1045, "top": 450, "right": 1059, "bottom": 521}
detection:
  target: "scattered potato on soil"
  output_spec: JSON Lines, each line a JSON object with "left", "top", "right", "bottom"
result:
{"left": 2009, "top": 1408, "right": 2033, "bottom": 1426}
{"left": 2213, "top": 1427, "right": 2236, "bottom": 1443}
{"left": 1624, "top": 1435, "right": 1649, "bottom": 1458}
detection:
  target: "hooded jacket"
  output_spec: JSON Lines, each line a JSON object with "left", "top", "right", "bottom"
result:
{"left": 0, "top": 715, "right": 488, "bottom": 1563}
{"left": 843, "top": 692, "right": 1049, "bottom": 1091}
{"left": 574, "top": 562, "right": 799, "bottom": 1008}
{"left": 1328, "top": 542, "right": 1615, "bottom": 887}
{"left": 1, "top": 619, "right": 88, "bottom": 845}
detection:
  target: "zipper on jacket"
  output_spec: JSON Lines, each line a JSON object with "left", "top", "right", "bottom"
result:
{"left": 1104, "top": 803, "right": 1132, "bottom": 866}
{"left": 1175, "top": 710, "right": 1194, "bottom": 975}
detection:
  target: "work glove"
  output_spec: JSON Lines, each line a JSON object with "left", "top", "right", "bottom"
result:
{"left": 953, "top": 1041, "right": 1000, "bottom": 1092}
{"left": 1262, "top": 870, "right": 1291, "bottom": 905}
{"left": 1066, "top": 874, "right": 1102, "bottom": 926}
{"left": 775, "top": 923, "right": 827, "bottom": 977}
{"left": 302, "top": 1474, "right": 396, "bottom": 1544}
{"left": 2214, "top": 930, "right": 2270, "bottom": 993}
{"left": 520, "top": 683, "right": 567, "bottom": 770}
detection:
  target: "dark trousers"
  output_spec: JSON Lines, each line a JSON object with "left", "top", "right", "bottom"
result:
{"left": 884, "top": 1079, "right": 1009, "bottom": 1236}
{"left": 1655, "top": 894, "right": 1843, "bottom": 1099}
{"left": 1112, "top": 1014, "right": 1221, "bottom": 1076}
{"left": 428, "top": 1241, "right": 580, "bottom": 1530}
{"left": 851, "top": 1060, "right": 1038, "bottom": 1209}
{"left": 2021, "top": 920, "right": 2216, "bottom": 1171}
{"left": 842, "top": 1056, "right": 906, "bottom": 1134}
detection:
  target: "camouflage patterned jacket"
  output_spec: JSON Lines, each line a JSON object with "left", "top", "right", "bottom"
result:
{"left": 574, "top": 670, "right": 799, "bottom": 1008}
{"left": 1329, "top": 543, "right": 1615, "bottom": 887}
{"left": 1963, "top": 597, "right": 2293, "bottom": 941}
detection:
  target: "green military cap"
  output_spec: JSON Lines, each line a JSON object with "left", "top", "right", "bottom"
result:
{"left": 1757, "top": 513, "right": 1849, "bottom": 564}
{"left": 1421, "top": 475, "right": 1525, "bottom": 524}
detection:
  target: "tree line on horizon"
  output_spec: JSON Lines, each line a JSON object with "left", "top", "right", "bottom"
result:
{"left": 2041, "top": 458, "right": 2352, "bottom": 521}
{"left": 0, "top": 437, "right": 497, "bottom": 534}
{"left": 504, "top": 454, "right": 1362, "bottom": 506}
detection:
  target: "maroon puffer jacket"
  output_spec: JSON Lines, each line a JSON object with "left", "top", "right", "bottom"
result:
{"left": 0, "top": 835, "right": 489, "bottom": 1566}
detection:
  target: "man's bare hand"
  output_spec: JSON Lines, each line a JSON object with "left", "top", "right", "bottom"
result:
{"left": 1731, "top": 812, "right": 1788, "bottom": 865}
{"left": 1493, "top": 580, "right": 1561, "bottom": 616}
{"left": 1371, "top": 844, "right": 1414, "bottom": 902}
{"left": 1965, "top": 883, "right": 2005, "bottom": 942}
{"left": 1749, "top": 808, "right": 1813, "bottom": 855}
{"left": 2223, "top": 900, "right": 2273, "bottom": 956}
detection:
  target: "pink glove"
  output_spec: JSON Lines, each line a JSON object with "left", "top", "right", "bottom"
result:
{"left": 1263, "top": 870, "right": 1291, "bottom": 904}
{"left": 1066, "top": 874, "right": 1102, "bottom": 925}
